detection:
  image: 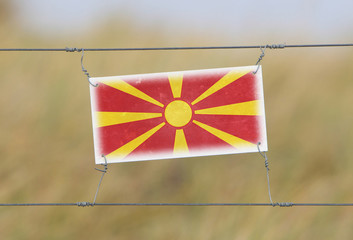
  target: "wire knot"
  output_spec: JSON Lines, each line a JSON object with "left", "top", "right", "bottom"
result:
{"left": 65, "top": 47, "right": 82, "bottom": 52}
{"left": 95, "top": 155, "right": 108, "bottom": 173}
{"left": 273, "top": 202, "right": 293, "bottom": 207}
{"left": 264, "top": 159, "right": 270, "bottom": 170}
{"left": 77, "top": 201, "right": 94, "bottom": 207}
{"left": 266, "top": 44, "right": 286, "bottom": 49}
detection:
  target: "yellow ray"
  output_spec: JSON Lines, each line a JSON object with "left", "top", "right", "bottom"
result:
{"left": 195, "top": 100, "right": 262, "bottom": 116}
{"left": 193, "top": 120, "right": 254, "bottom": 148}
{"left": 99, "top": 78, "right": 164, "bottom": 107}
{"left": 168, "top": 72, "right": 183, "bottom": 98}
{"left": 174, "top": 129, "right": 189, "bottom": 154}
{"left": 107, "top": 122, "right": 165, "bottom": 160}
{"left": 95, "top": 112, "right": 162, "bottom": 128}
{"left": 191, "top": 69, "right": 250, "bottom": 105}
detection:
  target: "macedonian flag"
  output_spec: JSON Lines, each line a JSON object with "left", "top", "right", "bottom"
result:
{"left": 90, "top": 66, "right": 267, "bottom": 164}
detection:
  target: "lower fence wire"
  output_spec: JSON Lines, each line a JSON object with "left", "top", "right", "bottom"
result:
{"left": 1, "top": 144, "right": 353, "bottom": 207}
{"left": 1, "top": 203, "right": 353, "bottom": 207}
{"left": 1, "top": 149, "right": 353, "bottom": 207}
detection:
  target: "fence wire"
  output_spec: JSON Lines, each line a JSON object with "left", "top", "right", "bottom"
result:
{"left": 1, "top": 202, "right": 353, "bottom": 207}
{"left": 0, "top": 43, "right": 352, "bottom": 52}
{"left": 1, "top": 42, "right": 353, "bottom": 207}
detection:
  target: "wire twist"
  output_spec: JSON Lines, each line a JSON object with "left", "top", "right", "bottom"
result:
{"left": 80, "top": 48, "right": 98, "bottom": 87}
{"left": 253, "top": 46, "right": 266, "bottom": 74}
{"left": 92, "top": 155, "right": 108, "bottom": 205}
{"left": 274, "top": 202, "right": 294, "bottom": 207}
{"left": 266, "top": 44, "right": 286, "bottom": 49}
{"left": 65, "top": 47, "right": 82, "bottom": 52}
{"left": 252, "top": 44, "right": 286, "bottom": 74}
{"left": 77, "top": 202, "right": 94, "bottom": 207}
{"left": 257, "top": 142, "right": 274, "bottom": 205}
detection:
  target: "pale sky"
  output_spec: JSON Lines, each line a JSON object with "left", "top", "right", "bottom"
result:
{"left": 11, "top": 0, "right": 353, "bottom": 42}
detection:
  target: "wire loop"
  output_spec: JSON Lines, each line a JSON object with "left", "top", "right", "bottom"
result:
{"left": 80, "top": 48, "right": 98, "bottom": 87}
{"left": 92, "top": 155, "right": 108, "bottom": 205}
{"left": 257, "top": 142, "right": 273, "bottom": 205}
{"left": 253, "top": 46, "right": 267, "bottom": 74}
{"left": 94, "top": 154, "right": 108, "bottom": 173}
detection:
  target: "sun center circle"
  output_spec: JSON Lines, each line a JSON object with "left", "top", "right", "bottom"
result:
{"left": 164, "top": 100, "right": 192, "bottom": 127}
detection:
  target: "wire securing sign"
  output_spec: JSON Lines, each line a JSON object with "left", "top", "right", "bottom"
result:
{"left": 0, "top": 42, "right": 353, "bottom": 207}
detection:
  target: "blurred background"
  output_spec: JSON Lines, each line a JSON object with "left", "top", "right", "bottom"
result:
{"left": 0, "top": 0, "right": 353, "bottom": 239}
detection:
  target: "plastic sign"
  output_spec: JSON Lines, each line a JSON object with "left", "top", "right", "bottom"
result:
{"left": 90, "top": 66, "right": 267, "bottom": 164}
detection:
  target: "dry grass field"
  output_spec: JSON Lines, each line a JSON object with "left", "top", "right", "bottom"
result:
{"left": 1, "top": 6, "right": 353, "bottom": 239}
